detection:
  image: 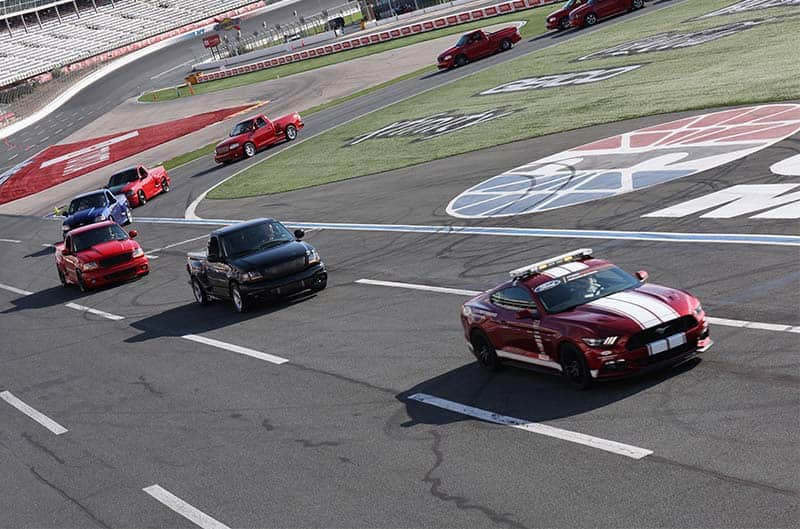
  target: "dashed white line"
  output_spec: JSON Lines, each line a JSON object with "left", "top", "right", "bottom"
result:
{"left": 355, "top": 278, "right": 479, "bottom": 297}
{"left": 64, "top": 302, "right": 124, "bottom": 321}
{"left": 146, "top": 234, "right": 208, "bottom": 255}
{"left": 182, "top": 334, "right": 289, "bottom": 365}
{"left": 143, "top": 485, "right": 231, "bottom": 529}
{"left": 0, "top": 283, "right": 33, "bottom": 296}
{"left": 356, "top": 278, "right": 800, "bottom": 334}
{"left": 0, "top": 238, "right": 21, "bottom": 243}
{"left": 1, "top": 391, "right": 68, "bottom": 435}
{"left": 409, "top": 393, "right": 652, "bottom": 459}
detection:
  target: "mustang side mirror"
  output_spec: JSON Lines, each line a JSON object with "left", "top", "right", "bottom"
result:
{"left": 294, "top": 229, "right": 305, "bottom": 240}
{"left": 128, "top": 230, "right": 138, "bottom": 239}
{"left": 635, "top": 270, "right": 649, "bottom": 282}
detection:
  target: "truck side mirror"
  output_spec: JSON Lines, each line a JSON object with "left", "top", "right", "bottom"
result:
{"left": 61, "top": 247, "right": 72, "bottom": 256}
{"left": 128, "top": 230, "right": 138, "bottom": 239}
{"left": 208, "top": 253, "right": 219, "bottom": 263}
{"left": 294, "top": 229, "right": 305, "bottom": 240}
{"left": 635, "top": 270, "right": 649, "bottom": 282}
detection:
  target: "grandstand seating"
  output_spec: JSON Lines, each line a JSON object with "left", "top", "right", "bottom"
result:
{"left": 0, "top": 0, "right": 260, "bottom": 87}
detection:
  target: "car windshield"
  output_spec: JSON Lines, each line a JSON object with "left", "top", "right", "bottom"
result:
{"left": 68, "top": 192, "right": 107, "bottom": 214}
{"left": 456, "top": 34, "right": 470, "bottom": 46}
{"left": 536, "top": 266, "right": 641, "bottom": 313}
{"left": 108, "top": 169, "right": 138, "bottom": 186}
{"left": 563, "top": 0, "right": 578, "bottom": 8}
{"left": 229, "top": 120, "right": 254, "bottom": 136}
{"left": 72, "top": 224, "right": 128, "bottom": 252}
{"left": 221, "top": 221, "right": 294, "bottom": 258}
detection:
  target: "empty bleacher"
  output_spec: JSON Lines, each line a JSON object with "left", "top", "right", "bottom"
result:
{"left": 0, "top": 0, "right": 260, "bottom": 87}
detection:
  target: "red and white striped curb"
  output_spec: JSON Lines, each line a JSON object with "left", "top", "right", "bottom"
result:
{"left": 195, "top": 0, "right": 558, "bottom": 83}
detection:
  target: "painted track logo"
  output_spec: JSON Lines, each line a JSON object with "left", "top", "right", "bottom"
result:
{"left": 447, "top": 104, "right": 800, "bottom": 219}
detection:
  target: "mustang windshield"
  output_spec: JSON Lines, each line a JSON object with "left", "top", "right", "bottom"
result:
{"left": 229, "top": 120, "right": 254, "bottom": 136}
{"left": 68, "top": 192, "right": 107, "bottom": 214}
{"left": 72, "top": 224, "right": 128, "bottom": 252}
{"left": 221, "top": 221, "right": 294, "bottom": 258}
{"left": 108, "top": 169, "right": 138, "bottom": 186}
{"left": 536, "top": 266, "right": 640, "bottom": 313}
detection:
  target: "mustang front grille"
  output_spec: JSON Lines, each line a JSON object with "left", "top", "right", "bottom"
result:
{"left": 100, "top": 252, "right": 133, "bottom": 268}
{"left": 626, "top": 315, "right": 698, "bottom": 350}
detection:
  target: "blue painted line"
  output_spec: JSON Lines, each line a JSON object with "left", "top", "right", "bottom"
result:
{"left": 125, "top": 217, "right": 800, "bottom": 247}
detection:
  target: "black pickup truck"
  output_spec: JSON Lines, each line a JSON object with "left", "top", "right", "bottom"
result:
{"left": 187, "top": 218, "right": 327, "bottom": 312}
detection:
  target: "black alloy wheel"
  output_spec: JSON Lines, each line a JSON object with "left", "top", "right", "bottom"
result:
{"left": 137, "top": 190, "right": 147, "bottom": 206}
{"left": 455, "top": 55, "right": 468, "bottom": 67}
{"left": 161, "top": 177, "right": 170, "bottom": 193}
{"left": 560, "top": 17, "right": 570, "bottom": 30}
{"left": 230, "top": 282, "right": 249, "bottom": 313}
{"left": 243, "top": 142, "right": 257, "bottom": 158}
{"left": 192, "top": 278, "right": 210, "bottom": 306}
{"left": 500, "top": 38, "right": 512, "bottom": 51}
{"left": 560, "top": 345, "right": 592, "bottom": 389}
{"left": 471, "top": 332, "right": 501, "bottom": 371}
{"left": 285, "top": 124, "right": 298, "bottom": 141}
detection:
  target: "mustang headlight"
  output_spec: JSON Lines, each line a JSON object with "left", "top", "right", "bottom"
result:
{"left": 94, "top": 215, "right": 107, "bottom": 222}
{"left": 82, "top": 261, "right": 98, "bottom": 271}
{"left": 242, "top": 270, "right": 263, "bottom": 282}
{"left": 306, "top": 248, "right": 320, "bottom": 265}
{"left": 582, "top": 336, "right": 618, "bottom": 347}
{"left": 131, "top": 247, "right": 145, "bottom": 258}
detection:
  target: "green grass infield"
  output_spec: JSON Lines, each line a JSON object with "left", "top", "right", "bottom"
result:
{"left": 210, "top": 0, "right": 800, "bottom": 199}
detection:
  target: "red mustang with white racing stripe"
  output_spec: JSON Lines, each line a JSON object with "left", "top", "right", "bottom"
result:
{"left": 460, "top": 249, "right": 712, "bottom": 388}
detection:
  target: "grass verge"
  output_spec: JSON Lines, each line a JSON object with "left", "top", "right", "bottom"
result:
{"left": 210, "top": 0, "right": 800, "bottom": 199}
{"left": 139, "top": 8, "right": 551, "bottom": 102}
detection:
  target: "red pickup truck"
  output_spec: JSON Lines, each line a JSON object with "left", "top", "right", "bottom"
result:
{"left": 106, "top": 164, "right": 170, "bottom": 207}
{"left": 437, "top": 27, "right": 521, "bottom": 69}
{"left": 214, "top": 112, "right": 304, "bottom": 164}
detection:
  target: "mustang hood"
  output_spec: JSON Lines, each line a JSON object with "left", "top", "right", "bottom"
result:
{"left": 229, "top": 241, "right": 307, "bottom": 271}
{"left": 65, "top": 206, "right": 107, "bottom": 228}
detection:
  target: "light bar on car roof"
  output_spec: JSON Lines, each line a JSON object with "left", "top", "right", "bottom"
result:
{"left": 509, "top": 248, "right": 593, "bottom": 278}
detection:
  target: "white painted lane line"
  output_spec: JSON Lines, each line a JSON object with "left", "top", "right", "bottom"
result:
{"left": 0, "top": 283, "right": 33, "bottom": 296}
{"left": 182, "top": 334, "right": 289, "bottom": 365}
{"left": 409, "top": 393, "right": 652, "bottom": 459}
{"left": 146, "top": 234, "right": 209, "bottom": 255}
{"left": 64, "top": 302, "right": 124, "bottom": 321}
{"left": 357, "top": 279, "right": 800, "bottom": 334}
{"left": 0, "top": 238, "right": 21, "bottom": 243}
{"left": 356, "top": 279, "right": 479, "bottom": 297}
{"left": 143, "top": 485, "right": 231, "bottom": 529}
{"left": 1, "top": 391, "right": 68, "bottom": 435}
{"left": 706, "top": 316, "right": 800, "bottom": 334}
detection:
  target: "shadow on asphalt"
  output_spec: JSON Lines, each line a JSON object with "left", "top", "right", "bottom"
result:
{"left": 124, "top": 291, "right": 321, "bottom": 343}
{"left": 420, "top": 69, "right": 449, "bottom": 80}
{"left": 1, "top": 285, "right": 83, "bottom": 313}
{"left": 23, "top": 246, "right": 55, "bottom": 258}
{"left": 190, "top": 164, "right": 226, "bottom": 178}
{"left": 397, "top": 357, "right": 701, "bottom": 426}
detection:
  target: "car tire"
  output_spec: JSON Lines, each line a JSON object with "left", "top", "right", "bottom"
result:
{"left": 499, "top": 38, "right": 512, "bottom": 51}
{"left": 559, "top": 17, "right": 570, "bottom": 30}
{"left": 471, "top": 331, "right": 501, "bottom": 372}
{"left": 191, "top": 277, "right": 210, "bottom": 306}
{"left": 58, "top": 267, "right": 68, "bottom": 287}
{"left": 454, "top": 54, "right": 468, "bottom": 67}
{"left": 138, "top": 190, "right": 147, "bottom": 206}
{"left": 310, "top": 276, "right": 327, "bottom": 292}
{"left": 230, "top": 282, "right": 249, "bottom": 313}
{"left": 285, "top": 124, "right": 298, "bottom": 141}
{"left": 243, "top": 142, "right": 256, "bottom": 158}
{"left": 161, "top": 177, "right": 170, "bottom": 193}
{"left": 76, "top": 271, "right": 88, "bottom": 293}
{"left": 585, "top": 13, "right": 597, "bottom": 26}
{"left": 560, "top": 344, "right": 592, "bottom": 389}
{"left": 632, "top": 0, "right": 643, "bottom": 9}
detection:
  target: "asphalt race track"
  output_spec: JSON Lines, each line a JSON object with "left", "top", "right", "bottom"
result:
{"left": 1, "top": 1, "right": 799, "bottom": 528}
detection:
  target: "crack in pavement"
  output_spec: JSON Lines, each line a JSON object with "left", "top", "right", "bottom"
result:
{"left": 22, "top": 433, "right": 65, "bottom": 465}
{"left": 29, "top": 467, "right": 111, "bottom": 528}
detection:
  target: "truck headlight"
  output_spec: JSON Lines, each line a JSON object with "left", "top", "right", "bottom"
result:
{"left": 131, "top": 247, "right": 145, "bottom": 258}
{"left": 94, "top": 215, "right": 107, "bottom": 222}
{"left": 306, "top": 248, "right": 320, "bottom": 265}
{"left": 443, "top": 54, "right": 452, "bottom": 61}
{"left": 229, "top": 143, "right": 239, "bottom": 150}
{"left": 82, "top": 261, "right": 98, "bottom": 271}
{"left": 243, "top": 270, "right": 262, "bottom": 282}
{"left": 62, "top": 224, "right": 70, "bottom": 231}
{"left": 582, "top": 336, "right": 618, "bottom": 347}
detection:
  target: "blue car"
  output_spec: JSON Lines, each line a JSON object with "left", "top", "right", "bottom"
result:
{"left": 62, "top": 189, "right": 131, "bottom": 238}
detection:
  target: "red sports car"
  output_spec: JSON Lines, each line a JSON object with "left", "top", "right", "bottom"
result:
{"left": 106, "top": 164, "right": 171, "bottom": 207}
{"left": 460, "top": 249, "right": 712, "bottom": 388}
{"left": 214, "top": 112, "right": 303, "bottom": 164}
{"left": 56, "top": 221, "right": 149, "bottom": 291}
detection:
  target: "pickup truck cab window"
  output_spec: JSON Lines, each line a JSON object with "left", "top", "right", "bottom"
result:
{"left": 230, "top": 120, "right": 254, "bottom": 136}
{"left": 220, "top": 221, "right": 294, "bottom": 258}
{"left": 208, "top": 237, "right": 222, "bottom": 259}
{"left": 255, "top": 117, "right": 267, "bottom": 129}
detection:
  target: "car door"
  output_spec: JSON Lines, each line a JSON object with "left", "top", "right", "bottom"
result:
{"left": 62, "top": 236, "right": 80, "bottom": 282}
{"left": 489, "top": 286, "right": 541, "bottom": 358}
{"left": 595, "top": 0, "right": 616, "bottom": 18}
{"left": 204, "top": 236, "right": 232, "bottom": 296}
{"left": 139, "top": 166, "right": 156, "bottom": 197}
{"left": 254, "top": 116, "right": 275, "bottom": 148}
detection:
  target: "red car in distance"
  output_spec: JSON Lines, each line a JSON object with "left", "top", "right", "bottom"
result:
{"left": 437, "top": 26, "right": 521, "bottom": 69}
{"left": 106, "top": 165, "right": 171, "bottom": 207}
{"left": 214, "top": 112, "right": 304, "bottom": 164}
{"left": 460, "top": 249, "right": 711, "bottom": 389}
{"left": 569, "top": 0, "right": 644, "bottom": 28}
{"left": 56, "top": 221, "right": 149, "bottom": 291}
{"left": 546, "top": 0, "right": 588, "bottom": 30}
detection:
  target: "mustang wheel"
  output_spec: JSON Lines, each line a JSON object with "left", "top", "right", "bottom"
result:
{"left": 161, "top": 177, "right": 170, "bottom": 193}
{"left": 561, "top": 345, "right": 591, "bottom": 389}
{"left": 471, "top": 332, "right": 501, "bottom": 371}
{"left": 243, "top": 142, "right": 256, "bottom": 158}
{"left": 191, "top": 278, "right": 210, "bottom": 306}
{"left": 76, "top": 271, "right": 88, "bottom": 292}
{"left": 230, "top": 282, "right": 249, "bottom": 313}
{"left": 58, "top": 268, "right": 68, "bottom": 287}
{"left": 137, "top": 190, "right": 147, "bottom": 206}
{"left": 585, "top": 13, "right": 597, "bottom": 26}
{"left": 285, "top": 124, "right": 298, "bottom": 141}
{"left": 455, "top": 54, "right": 468, "bottom": 67}
{"left": 499, "top": 38, "right": 512, "bottom": 51}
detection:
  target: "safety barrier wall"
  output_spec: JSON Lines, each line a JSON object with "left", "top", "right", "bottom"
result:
{"left": 195, "top": 0, "right": 559, "bottom": 83}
